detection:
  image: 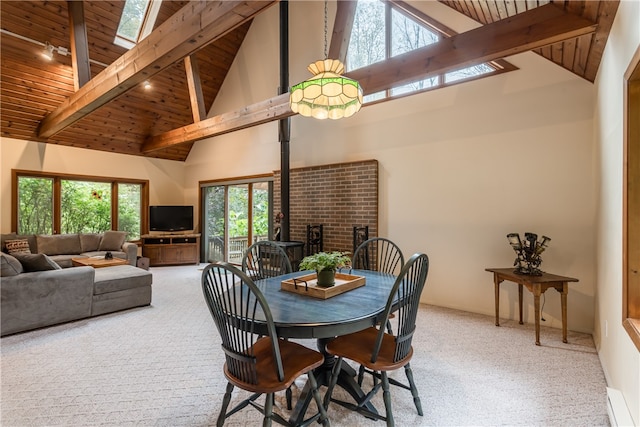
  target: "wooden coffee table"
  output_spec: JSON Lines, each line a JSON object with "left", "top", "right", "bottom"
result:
{"left": 71, "top": 257, "right": 128, "bottom": 268}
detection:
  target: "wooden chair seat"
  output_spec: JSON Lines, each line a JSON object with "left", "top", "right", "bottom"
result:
{"left": 326, "top": 327, "right": 413, "bottom": 372}
{"left": 224, "top": 337, "right": 324, "bottom": 393}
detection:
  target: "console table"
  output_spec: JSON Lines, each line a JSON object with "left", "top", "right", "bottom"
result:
{"left": 142, "top": 234, "right": 200, "bottom": 266}
{"left": 486, "top": 268, "right": 579, "bottom": 345}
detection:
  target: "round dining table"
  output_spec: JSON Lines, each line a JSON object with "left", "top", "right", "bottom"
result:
{"left": 252, "top": 269, "right": 397, "bottom": 425}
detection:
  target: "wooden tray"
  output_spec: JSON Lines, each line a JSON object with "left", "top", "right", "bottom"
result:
{"left": 281, "top": 272, "right": 365, "bottom": 299}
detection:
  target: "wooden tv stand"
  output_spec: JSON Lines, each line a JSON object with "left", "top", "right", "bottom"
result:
{"left": 141, "top": 233, "right": 200, "bottom": 266}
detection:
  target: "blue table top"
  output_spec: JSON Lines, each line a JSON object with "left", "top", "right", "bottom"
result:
{"left": 254, "top": 269, "right": 396, "bottom": 339}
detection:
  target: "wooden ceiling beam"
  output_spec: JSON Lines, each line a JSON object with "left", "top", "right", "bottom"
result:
{"left": 142, "top": 93, "right": 293, "bottom": 152}
{"left": 67, "top": 1, "right": 91, "bottom": 90}
{"left": 37, "top": 0, "right": 277, "bottom": 139}
{"left": 328, "top": 1, "right": 357, "bottom": 63}
{"left": 142, "top": 2, "right": 596, "bottom": 152}
{"left": 184, "top": 55, "right": 206, "bottom": 122}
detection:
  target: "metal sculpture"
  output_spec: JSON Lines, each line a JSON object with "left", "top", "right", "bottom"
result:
{"left": 506, "top": 232, "right": 551, "bottom": 275}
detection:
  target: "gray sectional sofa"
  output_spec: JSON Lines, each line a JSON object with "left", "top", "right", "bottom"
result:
{"left": 0, "top": 231, "right": 138, "bottom": 268}
{"left": 0, "top": 232, "right": 152, "bottom": 336}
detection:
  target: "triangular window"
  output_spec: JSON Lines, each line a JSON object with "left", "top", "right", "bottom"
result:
{"left": 346, "top": 0, "right": 514, "bottom": 103}
{"left": 114, "top": 0, "right": 162, "bottom": 49}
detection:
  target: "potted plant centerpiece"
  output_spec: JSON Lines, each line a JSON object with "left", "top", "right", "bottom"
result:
{"left": 298, "top": 251, "right": 351, "bottom": 288}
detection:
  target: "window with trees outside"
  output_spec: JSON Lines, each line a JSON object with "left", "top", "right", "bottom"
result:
{"left": 12, "top": 170, "right": 148, "bottom": 241}
{"left": 347, "top": 0, "right": 513, "bottom": 103}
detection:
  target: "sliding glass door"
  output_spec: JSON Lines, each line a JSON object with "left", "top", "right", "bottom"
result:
{"left": 201, "top": 179, "right": 272, "bottom": 265}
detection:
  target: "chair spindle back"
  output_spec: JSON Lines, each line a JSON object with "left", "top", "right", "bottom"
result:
{"left": 201, "top": 262, "right": 284, "bottom": 384}
{"left": 372, "top": 253, "right": 429, "bottom": 363}
{"left": 242, "top": 241, "right": 292, "bottom": 281}
{"left": 352, "top": 237, "right": 405, "bottom": 276}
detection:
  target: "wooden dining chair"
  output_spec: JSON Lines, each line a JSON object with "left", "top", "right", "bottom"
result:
{"left": 241, "top": 240, "right": 298, "bottom": 409}
{"left": 201, "top": 262, "right": 330, "bottom": 427}
{"left": 242, "top": 240, "right": 292, "bottom": 281}
{"left": 352, "top": 237, "right": 405, "bottom": 276}
{"left": 352, "top": 236, "right": 405, "bottom": 346}
{"left": 323, "top": 253, "right": 430, "bottom": 427}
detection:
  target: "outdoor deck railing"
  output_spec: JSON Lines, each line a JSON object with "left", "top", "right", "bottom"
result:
{"left": 207, "top": 235, "right": 268, "bottom": 264}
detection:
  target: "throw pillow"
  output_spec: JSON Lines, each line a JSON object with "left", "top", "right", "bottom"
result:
{"left": 1, "top": 233, "right": 17, "bottom": 252}
{"left": 1, "top": 252, "right": 24, "bottom": 277}
{"left": 5, "top": 239, "right": 32, "bottom": 255}
{"left": 13, "top": 253, "right": 61, "bottom": 272}
{"left": 99, "top": 231, "right": 127, "bottom": 251}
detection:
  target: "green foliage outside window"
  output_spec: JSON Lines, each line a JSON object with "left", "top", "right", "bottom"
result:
{"left": 17, "top": 177, "right": 53, "bottom": 235}
{"left": 61, "top": 181, "right": 111, "bottom": 234}
{"left": 204, "top": 183, "right": 270, "bottom": 244}
{"left": 16, "top": 175, "right": 143, "bottom": 240}
{"left": 118, "top": 183, "right": 142, "bottom": 240}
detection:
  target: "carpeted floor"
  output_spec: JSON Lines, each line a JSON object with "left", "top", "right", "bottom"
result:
{"left": 1, "top": 264, "right": 610, "bottom": 426}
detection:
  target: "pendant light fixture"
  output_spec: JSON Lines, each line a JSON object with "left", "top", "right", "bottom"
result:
{"left": 289, "top": 0, "right": 363, "bottom": 120}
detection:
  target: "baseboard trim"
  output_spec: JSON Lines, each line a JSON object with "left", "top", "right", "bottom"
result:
{"left": 607, "top": 387, "right": 635, "bottom": 426}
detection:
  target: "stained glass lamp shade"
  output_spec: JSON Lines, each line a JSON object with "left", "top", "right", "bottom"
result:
{"left": 290, "top": 59, "right": 363, "bottom": 120}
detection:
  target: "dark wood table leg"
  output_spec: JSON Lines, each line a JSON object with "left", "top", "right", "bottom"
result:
{"left": 533, "top": 284, "right": 542, "bottom": 346}
{"left": 560, "top": 282, "right": 568, "bottom": 343}
{"left": 289, "top": 337, "right": 377, "bottom": 425}
{"left": 494, "top": 274, "right": 501, "bottom": 326}
{"left": 518, "top": 283, "right": 524, "bottom": 325}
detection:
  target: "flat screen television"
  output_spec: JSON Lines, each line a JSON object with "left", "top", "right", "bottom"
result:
{"left": 149, "top": 205, "right": 194, "bottom": 232}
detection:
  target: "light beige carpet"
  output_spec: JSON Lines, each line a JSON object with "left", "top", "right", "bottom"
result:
{"left": 1, "top": 264, "right": 609, "bottom": 426}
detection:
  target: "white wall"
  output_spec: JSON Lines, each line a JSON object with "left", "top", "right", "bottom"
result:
{"left": 594, "top": 0, "right": 640, "bottom": 423}
{"left": 185, "top": 1, "right": 597, "bottom": 333}
{"left": 0, "top": 137, "right": 187, "bottom": 232}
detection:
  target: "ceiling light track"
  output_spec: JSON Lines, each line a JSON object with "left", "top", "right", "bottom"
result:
{"left": 0, "top": 29, "right": 108, "bottom": 68}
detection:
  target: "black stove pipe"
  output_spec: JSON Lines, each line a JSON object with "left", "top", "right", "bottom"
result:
{"left": 279, "top": 0, "right": 291, "bottom": 242}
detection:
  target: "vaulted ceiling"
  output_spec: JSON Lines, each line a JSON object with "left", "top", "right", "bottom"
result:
{"left": 0, "top": 1, "right": 619, "bottom": 162}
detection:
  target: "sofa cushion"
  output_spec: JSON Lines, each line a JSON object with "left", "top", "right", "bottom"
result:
{"left": 99, "top": 231, "right": 127, "bottom": 251}
{"left": 93, "top": 265, "right": 152, "bottom": 295}
{"left": 13, "top": 253, "right": 62, "bottom": 272}
{"left": 5, "top": 239, "right": 32, "bottom": 255}
{"left": 80, "top": 233, "right": 102, "bottom": 252}
{"left": 36, "top": 234, "right": 81, "bottom": 255}
{"left": 0, "top": 266, "right": 95, "bottom": 337}
{"left": 49, "top": 254, "right": 84, "bottom": 269}
{"left": 1, "top": 252, "right": 23, "bottom": 277}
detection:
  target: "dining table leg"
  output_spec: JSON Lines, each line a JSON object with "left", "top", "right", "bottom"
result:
{"left": 288, "top": 337, "right": 378, "bottom": 425}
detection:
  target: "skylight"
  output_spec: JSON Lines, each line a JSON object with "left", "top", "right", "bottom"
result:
{"left": 114, "top": 0, "right": 162, "bottom": 49}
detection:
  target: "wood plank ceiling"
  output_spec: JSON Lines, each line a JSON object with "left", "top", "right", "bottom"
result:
{"left": 1, "top": 0, "right": 253, "bottom": 161}
{"left": 438, "top": 0, "right": 619, "bottom": 82}
{"left": 0, "top": 1, "right": 619, "bottom": 162}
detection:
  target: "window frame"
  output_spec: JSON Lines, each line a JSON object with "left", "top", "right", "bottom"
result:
{"left": 347, "top": 0, "right": 516, "bottom": 105}
{"left": 114, "top": 0, "right": 162, "bottom": 49}
{"left": 623, "top": 45, "right": 640, "bottom": 351}
{"left": 199, "top": 174, "right": 274, "bottom": 265}
{"left": 11, "top": 169, "right": 149, "bottom": 242}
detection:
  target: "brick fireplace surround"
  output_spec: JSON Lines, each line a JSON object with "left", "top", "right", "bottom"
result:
{"left": 273, "top": 159, "right": 378, "bottom": 255}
